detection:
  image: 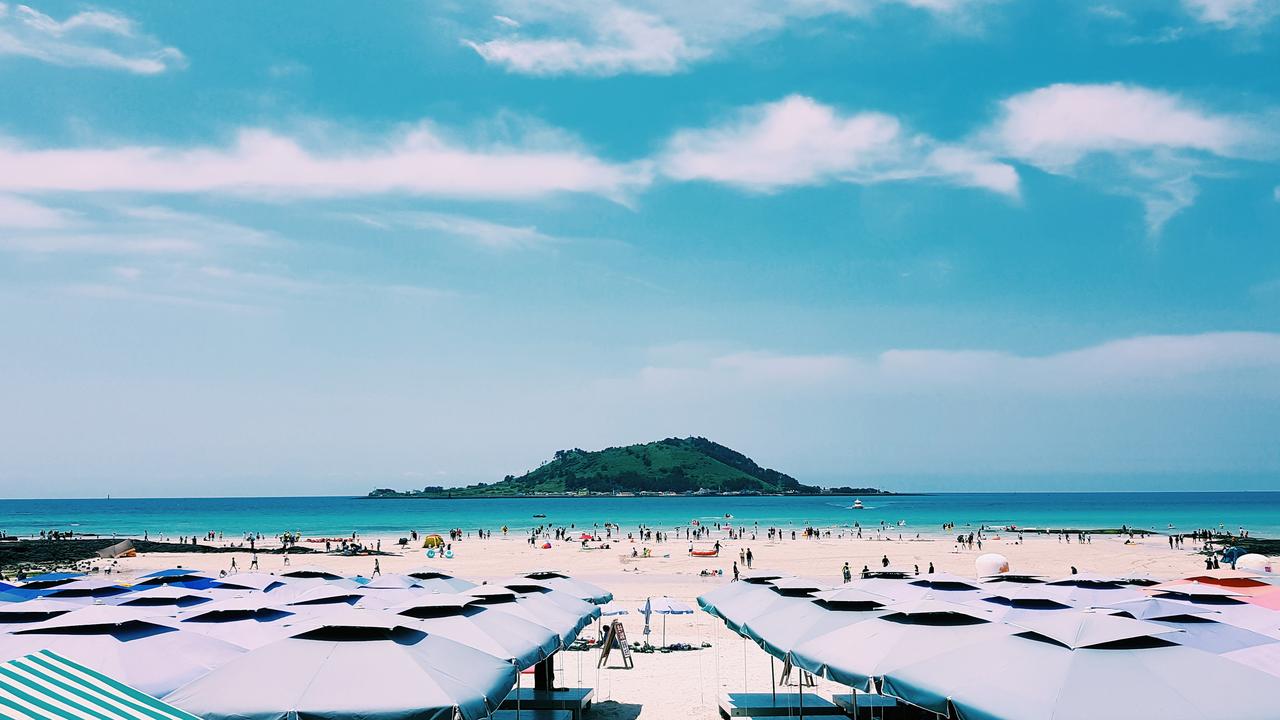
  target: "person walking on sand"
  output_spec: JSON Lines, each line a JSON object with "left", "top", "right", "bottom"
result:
{"left": 928, "top": 562, "right": 935, "bottom": 574}
{"left": 842, "top": 562, "right": 851, "bottom": 583}
{"left": 249, "top": 553, "right": 259, "bottom": 570}
{"left": 881, "top": 554, "right": 889, "bottom": 568}
{"left": 733, "top": 561, "right": 740, "bottom": 581}
{"left": 373, "top": 559, "right": 381, "bottom": 576}
{"left": 745, "top": 548, "right": 753, "bottom": 568}
{"left": 230, "top": 557, "right": 238, "bottom": 573}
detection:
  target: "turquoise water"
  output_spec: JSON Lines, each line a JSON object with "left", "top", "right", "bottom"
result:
{"left": 1, "top": 493, "right": 1278, "bottom": 539}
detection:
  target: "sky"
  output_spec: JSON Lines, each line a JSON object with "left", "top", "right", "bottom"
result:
{"left": 1, "top": 0, "right": 1279, "bottom": 497}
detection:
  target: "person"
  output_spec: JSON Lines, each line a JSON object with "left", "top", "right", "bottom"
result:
{"left": 842, "top": 562, "right": 851, "bottom": 583}
{"left": 861, "top": 565, "right": 870, "bottom": 579}
{"left": 927, "top": 561, "right": 935, "bottom": 574}
{"left": 733, "top": 561, "right": 740, "bottom": 581}
{"left": 1205, "top": 556, "right": 1214, "bottom": 570}
{"left": 373, "top": 559, "right": 382, "bottom": 576}
{"left": 745, "top": 548, "right": 753, "bottom": 568}
{"left": 881, "top": 554, "right": 889, "bottom": 568}
{"left": 914, "top": 564, "right": 919, "bottom": 575}
{"left": 1070, "top": 565, "right": 1078, "bottom": 575}
{"left": 249, "top": 553, "right": 259, "bottom": 570}
{"left": 230, "top": 556, "right": 238, "bottom": 572}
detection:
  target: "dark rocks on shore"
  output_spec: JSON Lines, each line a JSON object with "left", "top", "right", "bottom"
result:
{"left": 0, "top": 538, "right": 315, "bottom": 575}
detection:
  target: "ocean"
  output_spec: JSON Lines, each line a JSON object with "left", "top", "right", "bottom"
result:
{"left": 2, "top": 492, "right": 1278, "bottom": 540}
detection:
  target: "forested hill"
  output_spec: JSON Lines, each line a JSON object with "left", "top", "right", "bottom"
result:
{"left": 368, "top": 437, "right": 867, "bottom": 497}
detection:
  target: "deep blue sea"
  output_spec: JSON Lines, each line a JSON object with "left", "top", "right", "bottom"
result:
{"left": 1, "top": 493, "right": 1278, "bottom": 539}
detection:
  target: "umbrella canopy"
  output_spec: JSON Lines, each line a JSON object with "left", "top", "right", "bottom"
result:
{"left": 789, "top": 599, "right": 1010, "bottom": 690}
{"left": 406, "top": 567, "right": 477, "bottom": 592}
{"left": 16, "top": 572, "right": 84, "bottom": 590}
{"left": 1152, "top": 581, "right": 1247, "bottom": 599}
{"left": 1224, "top": 642, "right": 1280, "bottom": 677}
{"left": 0, "top": 598, "right": 81, "bottom": 625}
{"left": 521, "top": 573, "right": 612, "bottom": 604}
{"left": 404, "top": 605, "right": 561, "bottom": 669}
{"left": 739, "top": 596, "right": 884, "bottom": 658}
{"left": 599, "top": 601, "right": 630, "bottom": 616}
{"left": 768, "top": 576, "right": 831, "bottom": 595}
{"left": 278, "top": 566, "right": 344, "bottom": 580}
{"left": 880, "top": 617, "right": 1280, "bottom": 720}
{"left": 163, "top": 624, "right": 516, "bottom": 720}
{"left": 209, "top": 573, "right": 287, "bottom": 592}
{"left": 0, "top": 650, "right": 202, "bottom": 720}
{"left": 117, "top": 585, "right": 212, "bottom": 607}
{"left": 0, "top": 618, "right": 245, "bottom": 697}
{"left": 697, "top": 581, "right": 778, "bottom": 632}
{"left": 42, "top": 578, "right": 130, "bottom": 599}
{"left": 360, "top": 573, "right": 422, "bottom": 590}
{"left": 909, "top": 572, "right": 983, "bottom": 590}
{"left": 1103, "top": 597, "right": 1218, "bottom": 621}
{"left": 640, "top": 596, "right": 694, "bottom": 616}
{"left": 281, "top": 584, "right": 360, "bottom": 606}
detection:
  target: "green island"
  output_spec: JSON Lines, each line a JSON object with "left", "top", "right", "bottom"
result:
{"left": 367, "top": 436, "right": 891, "bottom": 498}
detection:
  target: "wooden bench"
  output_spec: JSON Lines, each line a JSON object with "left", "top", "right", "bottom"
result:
{"left": 491, "top": 710, "right": 574, "bottom": 720}
{"left": 719, "top": 692, "right": 844, "bottom": 718}
{"left": 499, "top": 688, "right": 594, "bottom": 720}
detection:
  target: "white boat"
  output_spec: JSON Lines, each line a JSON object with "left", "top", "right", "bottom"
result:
{"left": 851, "top": 499, "right": 864, "bottom": 510}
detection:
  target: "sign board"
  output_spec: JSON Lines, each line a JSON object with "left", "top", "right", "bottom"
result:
{"left": 597, "top": 619, "right": 634, "bottom": 669}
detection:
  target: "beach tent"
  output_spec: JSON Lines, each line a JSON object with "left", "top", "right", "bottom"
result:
{"left": 162, "top": 610, "right": 517, "bottom": 720}
{"left": 789, "top": 599, "right": 1012, "bottom": 691}
{"left": 0, "top": 650, "right": 201, "bottom": 720}
{"left": 639, "top": 596, "right": 693, "bottom": 647}
{"left": 2, "top": 610, "right": 245, "bottom": 696}
{"left": 95, "top": 539, "right": 136, "bottom": 559}
{"left": 878, "top": 611, "right": 1280, "bottom": 720}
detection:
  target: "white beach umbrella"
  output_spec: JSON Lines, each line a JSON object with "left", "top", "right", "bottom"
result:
{"left": 393, "top": 600, "right": 561, "bottom": 669}
{"left": 1224, "top": 642, "right": 1280, "bottom": 677}
{"left": 2, "top": 614, "right": 245, "bottom": 696}
{"left": 639, "top": 596, "right": 693, "bottom": 647}
{"left": 175, "top": 600, "right": 298, "bottom": 650}
{"left": 740, "top": 596, "right": 884, "bottom": 659}
{"left": 697, "top": 581, "right": 778, "bottom": 632}
{"left": 208, "top": 573, "right": 288, "bottom": 593}
{"left": 522, "top": 571, "right": 613, "bottom": 604}
{"left": 162, "top": 611, "right": 517, "bottom": 720}
{"left": 879, "top": 612, "right": 1280, "bottom": 720}
{"left": 116, "top": 585, "right": 212, "bottom": 607}
{"left": 789, "top": 599, "right": 1011, "bottom": 691}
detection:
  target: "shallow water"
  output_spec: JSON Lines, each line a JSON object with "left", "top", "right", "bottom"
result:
{"left": 2, "top": 492, "right": 1278, "bottom": 538}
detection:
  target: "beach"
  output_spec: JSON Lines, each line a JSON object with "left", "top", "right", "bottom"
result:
{"left": 89, "top": 527, "right": 1209, "bottom": 720}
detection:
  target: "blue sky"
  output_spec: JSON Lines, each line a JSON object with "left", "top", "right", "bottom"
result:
{"left": 1, "top": 0, "right": 1278, "bottom": 497}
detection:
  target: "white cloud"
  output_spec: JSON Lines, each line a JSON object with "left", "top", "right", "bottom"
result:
{"left": 373, "top": 211, "right": 563, "bottom": 251}
{"left": 0, "top": 204, "right": 273, "bottom": 256}
{"left": 466, "top": 0, "right": 1000, "bottom": 76}
{"left": 466, "top": 6, "right": 702, "bottom": 76}
{"left": 0, "top": 123, "right": 650, "bottom": 202}
{"left": 983, "top": 83, "right": 1270, "bottom": 233}
{"left": 0, "top": 3, "right": 184, "bottom": 74}
{"left": 659, "top": 94, "right": 1019, "bottom": 196}
{"left": 1182, "top": 0, "right": 1280, "bottom": 28}
{"left": 632, "top": 332, "right": 1280, "bottom": 395}
{"left": 0, "top": 194, "right": 75, "bottom": 228}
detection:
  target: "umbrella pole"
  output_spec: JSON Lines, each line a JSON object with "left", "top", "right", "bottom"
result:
{"left": 797, "top": 669, "right": 804, "bottom": 720}
{"left": 662, "top": 614, "right": 668, "bottom": 648}
{"left": 770, "top": 655, "right": 776, "bottom": 703}
{"left": 516, "top": 667, "right": 521, "bottom": 720}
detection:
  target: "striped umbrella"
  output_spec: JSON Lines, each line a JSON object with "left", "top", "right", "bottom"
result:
{"left": 0, "top": 650, "right": 200, "bottom": 719}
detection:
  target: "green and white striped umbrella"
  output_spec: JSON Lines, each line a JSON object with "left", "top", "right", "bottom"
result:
{"left": 0, "top": 650, "right": 201, "bottom": 720}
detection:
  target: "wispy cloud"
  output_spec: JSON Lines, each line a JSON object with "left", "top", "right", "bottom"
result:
{"left": 1182, "top": 0, "right": 1280, "bottom": 29}
{"left": 631, "top": 332, "right": 1280, "bottom": 395}
{"left": 347, "top": 210, "right": 565, "bottom": 251}
{"left": 659, "top": 94, "right": 1019, "bottom": 196}
{"left": 0, "top": 194, "right": 76, "bottom": 228}
{"left": 0, "top": 204, "right": 274, "bottom": 256}
{"left": 0, "top": 122, "right": 650, "bottom": 202}
{"left": 980, "top": 82, "right": 1273, "bottom": 233}
{"left": 0, "top": 2, "right": 184, "bottom": 74}
{"left": 465, "top": 0, "right": 1002, "bottom": 76}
